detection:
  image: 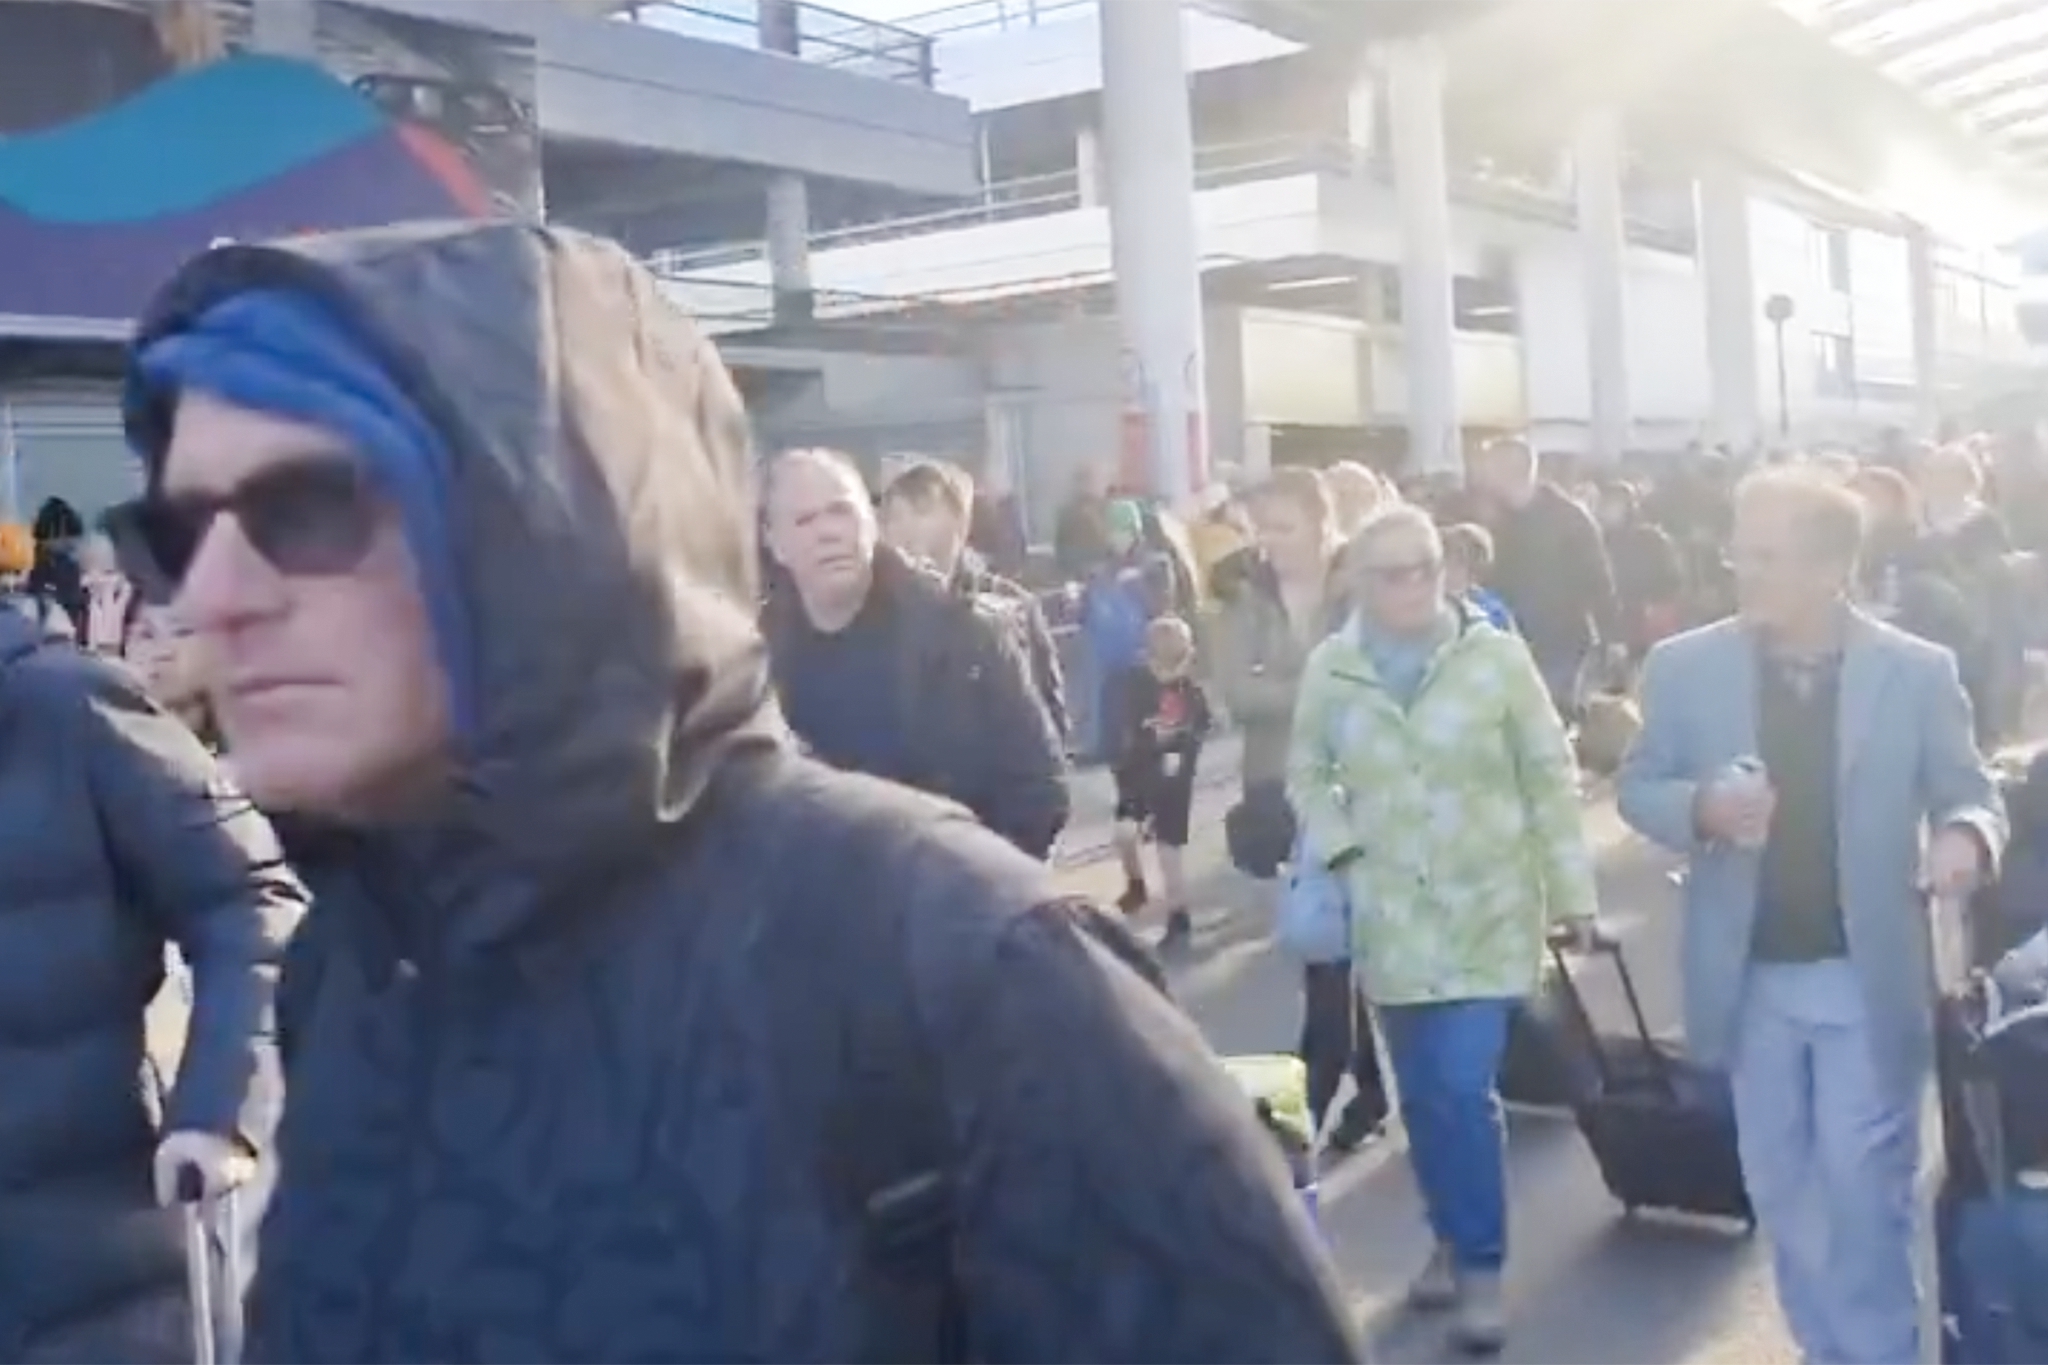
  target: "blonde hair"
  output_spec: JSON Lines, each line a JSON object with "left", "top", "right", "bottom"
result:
{"left": 1324, "top": 461, "right": 1390, "bottom": 536}
{"left": 1145, "top": 615, "right": 1196, "bottom": 673}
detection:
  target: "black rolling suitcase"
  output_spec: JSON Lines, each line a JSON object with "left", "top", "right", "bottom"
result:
{"left": 1547, "top": 933, "right": 1755, "bottom": 1228}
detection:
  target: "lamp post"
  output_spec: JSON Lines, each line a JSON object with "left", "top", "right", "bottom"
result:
{"left": 1764, "top": 292, "right": 1796, "bottom": 440}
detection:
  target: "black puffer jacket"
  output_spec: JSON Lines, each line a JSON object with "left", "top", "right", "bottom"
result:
{"left": 126, "top": 224, "right": 1362, "bottom": 1364}
{"left": 0, "top": 599, "right": 301, "bottom": 1362}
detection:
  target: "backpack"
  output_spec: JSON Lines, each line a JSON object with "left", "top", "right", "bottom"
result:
{"left": 760, "top": 831, "right": 1167, "bottom": 1362}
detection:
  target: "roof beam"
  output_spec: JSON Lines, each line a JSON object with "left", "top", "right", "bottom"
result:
{"left": 1936, "top": 61, "right": 2048, "bottom": 113}
{"left": 1918, "top": 43, "right": 2048, "bottom": 96}
{"left": 1814, "top": 0, "right": 1920, "bottom": 37}
{"left": 1976, "top": 91, "right": 2048, "bottom": 134}
{"left": 1863, "top": 0, "right": 2040, "bottom": 66}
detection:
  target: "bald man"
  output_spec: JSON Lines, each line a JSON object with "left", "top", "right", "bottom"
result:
{"left": 760, "top": 448, "right": 1069, "bottom": 858}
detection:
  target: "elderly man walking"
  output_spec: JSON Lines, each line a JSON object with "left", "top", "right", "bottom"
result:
{"left": 1619, "top": 468, "right": 2004, "bottom": 1365}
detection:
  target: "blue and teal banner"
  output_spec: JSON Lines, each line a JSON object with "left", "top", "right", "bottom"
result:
{"left": 0, "top": 54, "right": 501, "bottom": 325}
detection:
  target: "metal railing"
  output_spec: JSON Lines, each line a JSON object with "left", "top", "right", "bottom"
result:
{"left": 611, "top": 0, "right": 935, "bottom": 85}
{"left": 889, "top": 0, "right": 1093, "bottom": 39}
{"left": 645, "top": 132, "right": 1698, "bottom": 278}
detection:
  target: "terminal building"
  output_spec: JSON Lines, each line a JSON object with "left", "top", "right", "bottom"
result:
{"left": 0, "top": 0, "right": 2041, "bottom": 535}
{"left": 655, "top": 0, "right": 2044, "bottom": 527}
{"left": 0, "top": 0, "right": 973, "bottom": 524}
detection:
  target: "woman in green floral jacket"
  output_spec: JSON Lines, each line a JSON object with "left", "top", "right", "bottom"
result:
{"left": 1285, "top": 503, "right": 1598, "bottom": 1356}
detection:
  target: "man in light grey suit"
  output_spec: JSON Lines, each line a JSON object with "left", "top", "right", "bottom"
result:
{"left": 1619, "top": 468, "right": 2003, "bottom": 1365}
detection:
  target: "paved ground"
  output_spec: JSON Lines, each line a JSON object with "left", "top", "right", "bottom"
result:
{"left": 1053, "top": 774, "right": 1800, "bottom": 1365}
{"left": 147, "top": 746, "right": 1800, "bottom": 1362}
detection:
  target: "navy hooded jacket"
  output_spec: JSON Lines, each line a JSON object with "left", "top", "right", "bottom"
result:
{"left": 124, "top": 223, "right": 1362, "bottom": 1364}
{"left": 0, "top": 596, "right": 301, "bottom": 1362}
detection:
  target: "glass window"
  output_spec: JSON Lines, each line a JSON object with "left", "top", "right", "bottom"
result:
{"left": 1811, "top": 332, "right": 1858, "bottom": 398}
{"left": 0, "top": 392, "right": 139, "bottom": 531}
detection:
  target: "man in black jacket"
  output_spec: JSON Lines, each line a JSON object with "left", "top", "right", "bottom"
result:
{"left": 113, "top": 223, "right": 1361, "bottom": 1364}
{"left": 880, "top": 457, "right": 1070, "bottom": 742}
{"left": 766, "top": 447, "right": 1069, "bottom": 858}
{"left": 1467, "top": 437, "right": 1622, "bottom": 715}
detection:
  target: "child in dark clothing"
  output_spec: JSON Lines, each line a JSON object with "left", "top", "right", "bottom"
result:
{"left": 1112, "top": 616, "right": 1212, "bottom": 951}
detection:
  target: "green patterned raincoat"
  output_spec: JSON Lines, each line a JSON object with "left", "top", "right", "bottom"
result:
{"left": 1284, "top": 611, "right": 1597, "bottom": 1006}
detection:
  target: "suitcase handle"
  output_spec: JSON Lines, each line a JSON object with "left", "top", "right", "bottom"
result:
{"left": 1545, "top": 931, "right": 1678, "bottom": 1103}
{"left": 175, "top": 1164, "right": 242, "bottom": 1365}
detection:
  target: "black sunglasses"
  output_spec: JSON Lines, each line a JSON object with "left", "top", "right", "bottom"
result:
{"left": 105, "top": 460, "right": 383, "bottom": 604}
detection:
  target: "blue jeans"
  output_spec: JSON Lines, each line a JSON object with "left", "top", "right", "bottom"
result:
{"left": 1379, "top": 997, "right": 1516, "bottom": 1272}
{"left": 1731, "top": 960, "right": 1921, "bottom": 1365}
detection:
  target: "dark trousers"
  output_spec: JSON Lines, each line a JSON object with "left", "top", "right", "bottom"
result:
{"left": 1299, "top": 961, "right": 1389, "bottom": 1130}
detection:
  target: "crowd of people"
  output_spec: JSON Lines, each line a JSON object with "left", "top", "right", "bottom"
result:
{"left": 1, "top": 217, "right": 2045, "bottom": 1365}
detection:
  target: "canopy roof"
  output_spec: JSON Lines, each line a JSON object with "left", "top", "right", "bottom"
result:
{"left": 1784, "top": 0, "right": 2048, "bottom": 170}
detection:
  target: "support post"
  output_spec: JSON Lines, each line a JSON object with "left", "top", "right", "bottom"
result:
{"left": 1384, "top": 38, "right": 1460, "bottom": 475}
{"left": 1099, "top": 0, "right": 1208, "bottom": 503}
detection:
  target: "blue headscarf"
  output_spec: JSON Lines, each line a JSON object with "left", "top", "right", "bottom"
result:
{"left": 132, "top": 289, "right": 476, "bottom": 739}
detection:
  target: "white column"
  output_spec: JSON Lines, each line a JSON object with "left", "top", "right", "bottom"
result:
{"left": 1694, "top": 165, "right": 1763, "bottom": 450}
{"left": 757, "top": 0, "right": 801, "bottom": 54}
{"left": 765, "top": 173, "right": 812, "bottom": 323}
{"left": 1383, "top": 38, "right": 1460, "bottom": 475}
{"left": 1906, "top": 222, "right": 1941, "bottom": 437}
{"left": 1574, "top": 111, "right": 1632, "bottom": 462}
{"left": 1075, "top": 124, "right": 1105, "bottom": 209}
{"left": 1346, "top": 74, "right": 1380, "bottom": 161}
{"left": 248, "top": 0, "right": 315, "bottom": 56}
{"left": 1100, "top": 0, "right": 1208, "bottom": 504}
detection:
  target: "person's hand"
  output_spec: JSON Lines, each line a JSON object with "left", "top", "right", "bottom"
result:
{"left": 1550, "top": 917, "right": 1612, "bottom": 955}
{"left": 1921, "top": 824, "right": 1987, "bottom": 903}
{"left": 153, "top": 1131, "right": 255, "bottom": 1206}
{"left": 1694, "top": 775, "right": 1775, "bottom": 846}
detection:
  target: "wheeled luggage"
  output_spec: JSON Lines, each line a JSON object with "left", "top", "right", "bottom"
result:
{"left": 1219, "top": 1054, "right": 1320, "bottom": 1225}
{"left": 1547, "top": 935, "right": 1754, "bottom": 1228}
{"left": 176, "top": 1165, "right": 243, "bottom": 1365}
{"left": 1935, "top": 890, "right": 2048, "bottom": 1365}
{"left": 1498, "top": 963, "right": 1598, "bottom": 1110}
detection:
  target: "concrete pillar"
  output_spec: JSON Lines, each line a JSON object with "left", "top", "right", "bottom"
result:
{"left": 1075, "top": 123, "right": 1105, "bottom": 208}
{"left": 248, "top": 0, "right": 315, "bottom": 56}
{"left": 757, "top": 0, "right": 801, "bottom": 55}
{"left": 1346, "top": 73, "right": 1381, "bottom": 163}
{"left": 1694, "top": 165, "right": 1763, "bottom": 451}
{"left": 1383, "top": 38, "right": 1461, "bottom": 475}
{"left": 1573, "top": 111, "right": 1632, "bottom": 462}
{"left": 765, "top": 173, "right": 813, "bottom": 325}
{"left": 1906, "top": 222, "right": 1942, "bottom": 437}
{"left": 1099, "top": 0, "right": 1208, "bottom": 503}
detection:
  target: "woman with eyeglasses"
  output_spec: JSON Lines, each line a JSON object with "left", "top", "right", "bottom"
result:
{"left": 1286, "top": 503, "right": 1599, "bottom": 1357}
{"left": 0, "top": 517, "right": 303, "bottom": 1361}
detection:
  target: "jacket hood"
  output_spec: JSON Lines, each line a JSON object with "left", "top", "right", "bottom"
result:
{"left": 125, "top": 222, "right": 780, "bottom": 887}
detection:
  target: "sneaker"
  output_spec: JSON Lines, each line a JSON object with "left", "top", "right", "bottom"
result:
{"left": 1449, "top": 1269, "right": 1506, "bottom": 1355}
{"left": 1325, "top": 1104, "right": 1387, "bottom": 1155}
{"left": 1405, "top": 1243, "right": 1458, "bottom": 1313}
{"left": 1115, "top": 880, "right": 1148, "bottom": 915}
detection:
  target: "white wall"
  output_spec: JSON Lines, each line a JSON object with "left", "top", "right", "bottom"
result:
{"left": 665, "top": 172, "right": 1511, "bottom": 314}
{"left": 1745, "top": 199, "right": 1915, "bottom": 436}
{"left": 929, "top": 4, "right": 1298, "bottom": 111}
{"left": 1513, "top": 238, "right": 1709, "bottom": 435}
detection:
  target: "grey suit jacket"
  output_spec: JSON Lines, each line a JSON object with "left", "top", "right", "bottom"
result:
{"left": 1617, "top": 611, "right": 2004, "bottom": 1097}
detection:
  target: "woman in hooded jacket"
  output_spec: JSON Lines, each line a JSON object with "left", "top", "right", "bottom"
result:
{"left": 1207, "top": 468, "right": 1389, "bottom": 1152}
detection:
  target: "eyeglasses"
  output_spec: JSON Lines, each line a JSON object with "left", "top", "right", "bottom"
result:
{"left": 1358, "top": 557, "right": 1444, "bottom": 587}
{"left": 105, "top": 460, "right": 384, "bottom": 604}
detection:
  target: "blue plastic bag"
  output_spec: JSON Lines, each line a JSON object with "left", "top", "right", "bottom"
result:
{"left": 1275, "top": 834, "right": 1352, "bottom": 964}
